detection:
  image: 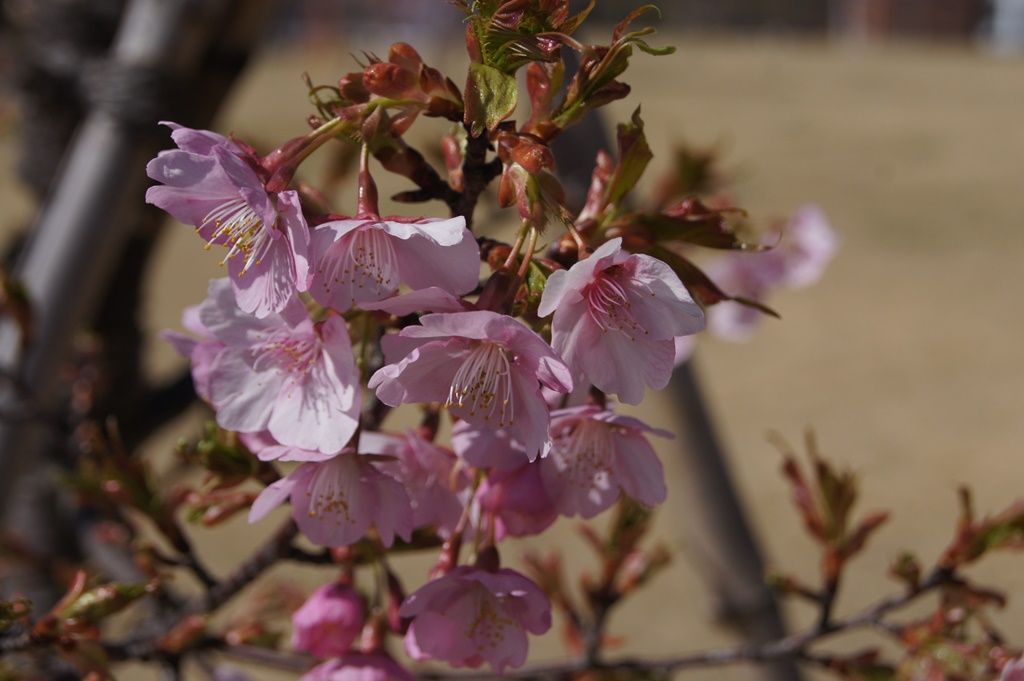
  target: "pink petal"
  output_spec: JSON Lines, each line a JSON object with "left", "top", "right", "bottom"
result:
{"left": 579, "top": 332, "right": 674, "bottom": 405}
{"left": 366, "top": 466, "right": 415, "bottom": 547}
{"left": 625, "top": 254, "right": 705, "bottom": 339}
{"left": 360, "top": 287, "right": 471, "bottom": 315}
{"left": 392, "top": 231, "right": 480, "bottom": 295}
{"left": 162, "top": 121, "right": 236, "bottom": 155}
{"left": 266, "top": 335, "right": 359, "bottom": 454}
{"left": 277, "top": 190, "right": 311, "bottom": 291}
{"left": 208, "top": 351, "right": 281, "bottom": 432}
{"left": 378, "top": 216, "right": 467, "bottom": 246}
{"left": 369, "top": 340, "right": 468, "bottom": 407}
{"left": 611, "top": 430, "right": 667, "bottom": 507}
{"left": 249, "top": 475, "right": 298, "bottom": 523}
{"left": 229, "top": 233, "right": 300, "bottom": 319}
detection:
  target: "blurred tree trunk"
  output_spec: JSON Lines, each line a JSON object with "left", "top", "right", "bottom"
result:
{"left": 0, "top": 0, "right": 277, "bottom": 633}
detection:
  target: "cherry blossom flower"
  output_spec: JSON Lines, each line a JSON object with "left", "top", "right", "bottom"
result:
{"left": 360, "top": 431, "right": 465, "bottom": 534}
{"left": 196, "top": 278, "right": 359, "bottom": 455}
{"left": 310, "top": 216, "right": 479, "bottom": 312}
{"left": 478, "top": 460, "right": 558, "bottom": 539}
{"left": 301, "top": 653, "right": 414, "bottom": 681}
{"left": 146, "top": 123, "right": 310, "bottom": 318}
{"left": 368, "top": 311, "right": 572, "bottom": 459}
{"left": 291, "top": 582, "right": 365, "bottom": 658}
{"left": 540, "top": 406, "right": 670, "bottom": 519}
{"left": 706, "top": 204, "right": 838, "bottom": 341}
{"left": 537, "top": 237, "right": 704, "bottom": 404}
{"left": 249, "top": 451, "right": 414, "bottom": 547}
{"left": 400, "top": 566, "right": 551, "bottom": 672}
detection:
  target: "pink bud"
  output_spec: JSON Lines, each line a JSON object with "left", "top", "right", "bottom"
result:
{"left": 292, "top": 582, "right": 366, "bottom": 658}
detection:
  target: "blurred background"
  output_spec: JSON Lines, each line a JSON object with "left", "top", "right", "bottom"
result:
{"left": 1, "top": 1, "right": 1022, "bottom": 680}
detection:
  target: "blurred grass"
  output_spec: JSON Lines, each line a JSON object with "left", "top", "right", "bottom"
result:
{"left": 3, "top": 32, "right": 1024, "bottom": 680}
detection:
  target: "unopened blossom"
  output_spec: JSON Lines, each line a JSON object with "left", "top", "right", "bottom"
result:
{"left": 291, "top": 582, "right": 365, "bottom": 658}
{"left": 538, "top": 237, "right": 704, "bottom": 404}
{"left": 301, "top": 653, "right": 414, "bottom": 681}
{"left": 146, "top": 123, "right": 310, "bottom": 318}
{"left": 540, "top": 406, "right": 670, "bottom": 519}
{"left": 195, "top": 278, "right": 359, "bottom": 455}
{"left": 361, "top": 431, "right": 465, "bottom": 534}
{"left": 368, "top": 311, "right": 573, "bottom": 459}
{"left": 400, "top": 566, "right": 551, "bottom": 673}
{"left": 706, "top": 204, "right": 838, "bottom": 341}
{"left": 310, "top": 216, "right": 479, "bottom": 312}
{"left": 249, "top": 451, "right": 414, "bottom": 547}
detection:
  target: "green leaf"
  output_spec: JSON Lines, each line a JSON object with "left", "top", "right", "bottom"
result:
{"left": 606, "top": 107, "right": 652, "bottom": 208}
{"left": 464, "top": 63, "right": 518, "bottom": 136}
{"left": 525, "top": 260, "right": 550, "bottom": 307}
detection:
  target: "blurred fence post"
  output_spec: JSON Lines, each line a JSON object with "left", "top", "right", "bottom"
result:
{"left": 670, "top": 361, "right": 803, "bottom": 681}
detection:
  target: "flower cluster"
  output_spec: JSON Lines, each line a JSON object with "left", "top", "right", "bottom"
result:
{"left": 153, "top": 118, "right": 706, "bottom": 673}
{"left": 148, "top": 5, "right": 835, "bottom": 675}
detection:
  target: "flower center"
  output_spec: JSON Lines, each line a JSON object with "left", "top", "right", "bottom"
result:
{"left": 305, "top": 458, "right": 355, "bottom": 525}
{"left": 320, "top": 224, "right": 399, "bottom": 302}
{"left": 254, "top": 331, "right": 320, "bottom": 375}
{"left": 201, "top": 197, "right": 273, "bottom": 274}
{"left": 583, "top": 270, "right": 646, "bottom": 340}
{"left": 463, "top": 589, "right": 515, "bottom": 651}
{"left": 447, "top": 342, "right": 514, "bottom": 426}
{"left": 550, "top": 417, "right": 615, "bottom": 483}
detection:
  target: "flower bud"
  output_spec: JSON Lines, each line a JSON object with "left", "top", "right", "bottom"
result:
{"left": 292, "top": 582, "right": 366, "bottom": 658}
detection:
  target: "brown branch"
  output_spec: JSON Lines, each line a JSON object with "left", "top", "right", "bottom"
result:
{"left": 451, "top": 129, "right": 502, "bottom": 228}
{"left": 421, "top": 567, "right": 957, "bottom": 680}
{"left": 202, "top": 519, "right": 299, "bottom": 612}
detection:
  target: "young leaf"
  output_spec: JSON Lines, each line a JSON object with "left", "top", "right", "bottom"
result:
{"left": 464, "top": 62, "right": 518, "bottom": 136}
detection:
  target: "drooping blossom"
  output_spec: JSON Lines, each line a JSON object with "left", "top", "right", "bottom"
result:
{"left": 400, "top": 566, "right": 551, "bottom": 673}
{"left": 194, "top": 278, "right": 359, "bottom": 455}
{"left": 537, "top": 237, "right": 704, "bottom": 404}
{"left": 706, "top": 204, "right": 838, "bottom": 341}
{"left": 477, "top": 460, "right": 558, "bottom": 539}
{"left": 310, "top": 216, "right": 479, "bottom": 312}
{"left": 300, "top": 653, "right": 414, "bottom": 681}
{"left": 368, "top": 311, "right": 573, "bottom": 459}
{"left": 450, "top": 422, "right": 557, "bottom": 538}
{"left": 146, "top": 123, "right": 310, "bottom": 318}
{"left": 249, "top": 451, "right": 414, "bottom": 547}
{"left": 361, "top": 431, "right": 466, "bottom": 534}
{"left": 291, "top": 582, "right": 365, "bottom": 658}
{"left": 540, "top": 406, "right": 670, "bottom": 519}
